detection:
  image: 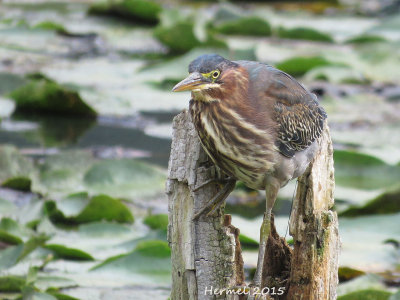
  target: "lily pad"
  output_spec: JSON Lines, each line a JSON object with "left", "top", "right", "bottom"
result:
{"left": 0, "top": 230, "right": 23, "bottom": 245}
{"left": 9, "top": 74, "right": 97, "bottom": 117}
{"left": 334, "top": 150, "right": 400, "bottom": 190}
{"left": 0, "top": 145, "right": 34, "bottom": 185}
{"left": 0, "top": 275, "right": 25, "bottom": 292}
{"left": 338, "top": 267, "right": 366, "bottom": 282}
{"left": 340, "top": 214, "right": 400, "bottom": 272}
{"left": 0, "top": 73, "right": 27, "bottom": 95}
{"left": 0, "top": 244, "right": 24, "bottom": 270}
{"left": 88, "top": 0, "right": 161, "bottom": 25}
{"left": 389, "top": 290, "right": 400, "bottom": 300}
{"left": 0, "top": 233, "right": 46, "bottom": 270}
{"left": 239, "top": 234, "right": 259, "bottom": 249}
{"left": 33, "top": 21, "right": 67, "bottom": 35}
{"left": 340, "top": 185, "right": 400, "bottom": 217}
{"left": 35, "top": 275, "right": 76, "bottom": 291}
{"left": 338, "top": 274, "right": 387, "bottom": 297}
{"left": 154, "top": 19, "right": 201, "bottom": 54}
{"left": 275, "top": 56, "right": 341, "bottom": 77}
{"left": 143, "top": 214, "right": 168, "bottom": 231}
{"left": 74, "top": 195, "right": 134, "bottom": 224}
{"left": 277, "top": 26, "right": 334, "bottom": 42}
{"left": 214, "top": 17, "right": 271, "bottom": 36}
{"left": 83, "top": 158, "right": 165, "bottom": 199}
{"left": 44, "top": 244, "right": 94, "bottom": 261}
{"left": 46, "top": 194, "right": 134, "bottom": 225}
{"left": 154, "top": 9, "right": 225, "bottom": 54}
{"left": 338, "top": 289, "right": 392, "bottom": 300}
{"left": 2, "top": 176, "right": 31, "bottom": 192}
{"left": 0, "top": 197, "right": 17, "bottom": 215}
{"left": 91, "top": 240, "right": 171, "bottom": 282}
{"left": 345, "top": 34, "right": 387, "bottom": 44}
{"left": 305, "top": 66, "right": 368, "bottom": 84}
{"left": 37, "top": 151, "right": 95, "bottom": 196}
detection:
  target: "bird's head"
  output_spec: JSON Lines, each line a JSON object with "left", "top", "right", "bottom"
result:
{"left": 172, "top": 54, "right": 240, "bottom": 102}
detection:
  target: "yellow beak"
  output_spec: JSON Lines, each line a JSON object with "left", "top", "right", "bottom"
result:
{"left": 172, "top": 72, "right": 204, "bottom": 92}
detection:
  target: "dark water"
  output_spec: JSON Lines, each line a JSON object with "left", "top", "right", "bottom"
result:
{"left": 0, "top": 112, "right": 174, "bottom": 167}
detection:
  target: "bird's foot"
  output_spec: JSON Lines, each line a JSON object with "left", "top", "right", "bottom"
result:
{"left": 192, "top": 176, "right": 234, "bottom": 192}
{"left": 192, "top": 178, "right": 236, "bottom": 220}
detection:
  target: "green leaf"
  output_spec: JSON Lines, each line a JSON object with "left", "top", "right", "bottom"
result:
{"left": 0, "top": 275, "right": 25, "bottom": 292}
{"left": 37, "top": 151, "right": 95, "bottom": 196}
{"left": 57, "top": 192, "right": 90, "bottom": 218}
{"left": 277, "top": 26, "right": 334, "bottom": 42}
{"left": 143, "top": 214, "right": 168, "bottom": 231}
{"left": 154, "top": 19, "right": 201, "bottom": 54}
{"left": 389, "top": 289, "right": 400, "bottom": 300}
{"left": 338, "top": 267, "right": 366, "bottom": 282}
{"left": 46, "top": 195, "right": 133, "bottom": 225}
{"left": 239, "top": 234, "right": 259, "bottom": 249}
{"left": 214, "top": 17, "right": 271, "bottom": 36}
{"left": 8, "top": 74, "right": 97, "bottom": 117}
{"left": 88, "top": 0, "right": 161, "bottom": 25}
{"left": 0, "top": 244, "right": 24, "bottom": 270}
{"left": 24, "top": 291, "right": 58, "bottom": 300}
{"left": 338, "top": 289, "right": 392, "bottom": 300}
{"left": 135, "top": 240, "right": 170, "bottom": 258}
{"left": 33, "top": 21, "right": 67, "bottom": 34}
{"left": 74, "top": 195, "right": 133, "bottom": 224}
{"left": 83, "top": 158, "right": 165, "bottom": 199}
{"left": 340, "top": 185, "right": 400, "bottom": 217}
{"left": 0, "top": 230, "right": 23, "bottom": 245}
{"left": 339, "top": 215, "right": 400, "bottom": 272}
{"left": 44, "top": 244, "right": 94, "bottom": 261}
{"left": 35, "top": 276, "right": 76, "bottom": 291}
{"left": 275, "top": 56, "right": 342, "bottom": 77}
{"left": 91, "top": 240, "right": 171, "bottom": 280}
{"left": 1, "top": 176, "right": 31, "bottom": 192}
{"left": 334, "top": 150, "right": 400, "bottom": 190}
{"left": 0, "top": 197, "right": 16, "bottom": 214}
{"left": 46, "top": 291, "right": 79, "bottom": 300}
{"left": 305, "top": 66, "right": 368, "bottom": 84}
{"left": 0, "top": 218, "right": 30, "bottom": 239}
{"left": 0, "top": 146, "right": 34, "bottom": 185}
{"left": 338, "top": 274, "right": 387, "bottom": 297}
{"left": 19, "top": 235, "right": 49, "bottom": 261}
{"left": 345, "top": 34, "right": 387, "bottom": 44}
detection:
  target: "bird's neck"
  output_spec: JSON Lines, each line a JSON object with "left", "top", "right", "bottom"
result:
{"left": 191, "top": 90, "right": 220, "bottom": 103}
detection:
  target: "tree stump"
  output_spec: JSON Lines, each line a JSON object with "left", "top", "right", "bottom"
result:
{"left": 167, "top": 111, "right": 339, "bottom": 300}
{"left": 167, "top": 111, "right": 244, "bottom": 300}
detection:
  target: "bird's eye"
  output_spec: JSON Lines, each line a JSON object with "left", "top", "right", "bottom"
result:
{"left": 212, "top": 70, "right": 220, "bottom": 79}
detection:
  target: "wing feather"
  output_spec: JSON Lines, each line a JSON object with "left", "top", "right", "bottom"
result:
{"left": 238, "top": 61, "right": 327, "bottom": 158}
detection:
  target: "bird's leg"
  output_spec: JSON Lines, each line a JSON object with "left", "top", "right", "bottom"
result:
{"left": 252, "top": 178, "right": 280, "bottom": 288}
{"left": 192, "top": 178, "right": 236, "bottom": 220}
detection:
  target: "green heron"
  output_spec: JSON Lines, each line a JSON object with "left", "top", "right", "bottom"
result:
{"left": 172, "top": 54, "right": 327, "bottom": 287}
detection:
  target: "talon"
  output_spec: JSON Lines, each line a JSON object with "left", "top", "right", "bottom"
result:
{"left": 191, "top": 179, "right": 236, "bottom": 221}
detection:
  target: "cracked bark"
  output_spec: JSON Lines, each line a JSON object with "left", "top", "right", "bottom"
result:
{"left": 167, "top": 112, "right": 339, "bottom": 300}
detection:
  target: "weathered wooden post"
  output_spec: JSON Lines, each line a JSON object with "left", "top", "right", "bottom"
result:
{"left": 286, "top": 121, "right": 339, "bottom": 299}
{"left": 167, "top": 111, "right": 245, "bottom": 300}
{"left": 167, "top": 111, "right": 339, "bottom": 300}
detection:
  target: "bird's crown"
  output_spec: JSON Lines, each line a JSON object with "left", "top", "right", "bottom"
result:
{"left": 188, "top": 54, "right": 237, "bottom": 73}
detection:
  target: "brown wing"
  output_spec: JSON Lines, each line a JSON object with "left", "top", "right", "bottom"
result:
{"left": 238, "top": 61, "right": 327, "bottom": 158}
{"left": 274, "top": 95, "right": 326, "bottom": 157}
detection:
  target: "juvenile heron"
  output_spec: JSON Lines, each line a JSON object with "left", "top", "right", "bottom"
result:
{"left": 172, "top": 54, "right": 327, "bottom": 287}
